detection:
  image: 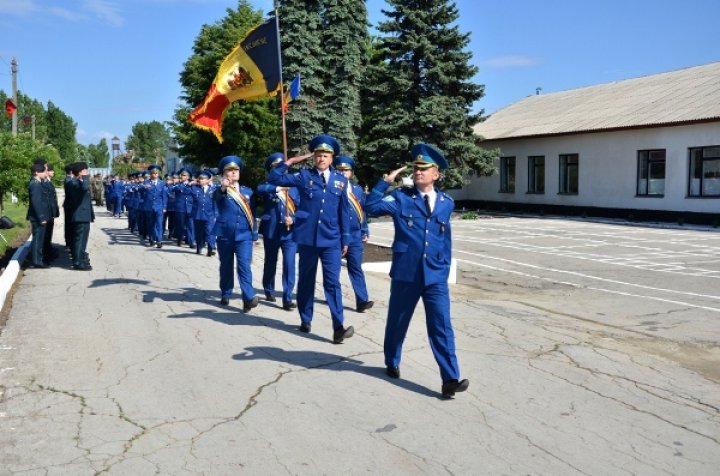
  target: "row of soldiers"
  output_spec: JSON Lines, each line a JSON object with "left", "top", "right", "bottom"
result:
{"left": 105, "top": 133, "right": 467, "bottom": 398}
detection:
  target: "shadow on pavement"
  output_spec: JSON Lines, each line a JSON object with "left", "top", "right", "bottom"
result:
{"left": 232, "top": 346, "right": 438, "bottom": 398}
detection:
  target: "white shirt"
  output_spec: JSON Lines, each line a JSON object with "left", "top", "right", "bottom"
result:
{"left": 420, "top": 189, "right": 437, "bottom": 213}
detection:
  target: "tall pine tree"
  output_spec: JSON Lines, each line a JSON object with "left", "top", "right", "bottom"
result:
{"left": 321, "top": 0, "right": 368, "bottom": 156}
{"left": 359, "top": 0, "right": 495, "bottom": 187}
{"left": 278, "top": 0, "right": 325, "bottom": 153}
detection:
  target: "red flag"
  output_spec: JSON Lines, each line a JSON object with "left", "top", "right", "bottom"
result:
{"left": 4, "top": 99, "right": 16, "bottom": 117}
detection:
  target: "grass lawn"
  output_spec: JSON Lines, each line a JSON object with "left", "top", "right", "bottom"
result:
{"left": 0, "top": 199, "right": 31, "bottom": 258}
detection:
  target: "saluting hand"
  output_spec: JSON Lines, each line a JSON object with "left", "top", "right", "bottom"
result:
{"left": 221, "top": 178, "right": 231, "bottom": 192}
{"left": 285, "top": 152, "right": 313, "bottom": 166}
{"left": 383, "top": 166, "right": 408, "bottom": 184}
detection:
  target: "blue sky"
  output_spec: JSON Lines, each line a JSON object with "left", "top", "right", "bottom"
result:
{"left": 1, "top": 0, "right": 718, "bottom": 148}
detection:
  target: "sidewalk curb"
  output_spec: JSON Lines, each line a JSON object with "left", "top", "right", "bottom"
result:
{"left": 0, "top": 238, "right": 31, "bottom": 312}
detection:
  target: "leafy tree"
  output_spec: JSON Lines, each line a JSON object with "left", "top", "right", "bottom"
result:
{"left": 278, "top": 0, "right": 325, "bottom": 153}
{"left": 321, "top": 0, "right": 369, "bottom": 156}
{"left": 1, "top": 91, "right": 49, "bottom": 143}
{"left": 88, "top": 138, "right": 110, "bottom": 167}
{"left": 171, "top": 0, "right": 282, "bottom": 187}
{"left": 358, "top": 0, "right": 495, "bottom": 187}
{"left": 0, "top": 132, "right": 62, "bottom": 211}
{"left": 126, "top": 121, "right": 172, "bottom": 167}
{"left": 46, "top": 100, "right": 78, "bottom": 164}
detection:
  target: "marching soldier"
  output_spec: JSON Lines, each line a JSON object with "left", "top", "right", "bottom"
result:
{"left": 140, "top": 165, "right": 167, "bottom": 248}
{"left": 212, "top": 156, "right": 259, "bottom": 312}
{"left": 266, "top": 134, "right": 354, "bottom": 344}
{"left": 257, "top": 152, "right": 300, "bottom": 310}
{"left": 365, "top": 144, "right": 469, "bottom": 398}
{"left": 191, "top": 169, "right": 217, "bottom": 256}
{"left": 333, "top": 155, "right": 373, "bottom": 313}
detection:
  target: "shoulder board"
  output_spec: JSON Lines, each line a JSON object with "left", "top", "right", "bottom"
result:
{"left": 440, "top": 191, "right": 454, "bottom": 202}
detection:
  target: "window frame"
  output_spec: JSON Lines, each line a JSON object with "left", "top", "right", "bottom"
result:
{"left": 688, "top": 145, "right": 720, "bottom": 198}
{"left": 558, "top": 153, "right": 579, "bottom": 195}
{"left": 499, "top": 156, "right": 516, "bottom": 193}
{"left": 636, "top": 149, "right": 666, "bottom": 197}
{"left": 527, "top": 155, "right": 545, "bottom": 194}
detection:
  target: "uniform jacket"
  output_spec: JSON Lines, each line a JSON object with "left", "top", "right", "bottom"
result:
{"left": 267, "top": 164, "right": 350, "bottom": 247}
{"left": 365, "top": 180, "right": 453, "bottom": 285}
{"left": 345, "top": 182, "right": 369, "bottom": 243}
{"left": 173, "top": 182, "right": 195, "bottom": 214}
{"left": 140, "top": 179, "right": 168, "bottom": 212}
{"left": 43, "top": 179, "right": 60, "bottom": 218}
{"left": 27, "top": 177, "right": 51, "bottom": 223}
{"left": 211, "top": 185, "right": 257, "bottom": 242}
{"left": 256, "top": 182, "right": 301, "bottom": 242}
{"left": 191, "top": 183, "right": 217, "bottom": 221}
{"left": 65, "top": 176, "right": 95, "bottom": 223}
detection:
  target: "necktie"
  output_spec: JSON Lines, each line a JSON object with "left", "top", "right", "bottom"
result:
{"left": 321, "top": 173, "right": 326, "bottom": 188}
{"left": 424, "top": 194, "right": 432, "bottom": 216}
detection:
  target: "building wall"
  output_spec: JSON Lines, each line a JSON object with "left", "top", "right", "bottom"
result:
{"left": 453, "top": 123, "right": 720, "bottom": 213}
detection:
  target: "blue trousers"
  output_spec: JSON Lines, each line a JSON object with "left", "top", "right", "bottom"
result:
{"left": 345, "top": 240, "right": 369, "bottom": 305}
{"left": 175, "top": 211, "right": 195, "bottom": 246}
{"left": 145, "top": 209, "right": 164, "bottom": 242}
{"left": 297, "top": 244, "right": 344, "bottom": 330}
{"left": 385, "top": 280, "right": 460, "bottom": 382}
{"left": 262, "top": 238, "right": 297, "bottom": 303}
{"left": 194, "top": 219, "right": 216, "bottom": 252}
{"left": 217, "top": 238, "right": 255, "bottom": 303}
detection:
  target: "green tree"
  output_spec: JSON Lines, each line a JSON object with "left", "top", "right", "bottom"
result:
{"left": 171, "top": 0, "right": 281, "bottom": 187}
{"left": 358, "top": 0, "right": 495, "bottom": 187}
{"left": 46, "top": 100, "right": 78, "bottom": 164}
{"left": 1, "top": 91, "right": 49, "bottom": 143}
{"left": 0, "top": 132, "right": 62, "bottom": 210}
{"left": 321, "top": 0, "right": 369, "bottom": 156}
{"left": 278, "top": 0, "right": 325, "bottom": 153}
{"left": 88, "top": 138, "right": 110, "bottom": 168}
{"left": 126, "top": 121, "right": 172, "bottom": 167}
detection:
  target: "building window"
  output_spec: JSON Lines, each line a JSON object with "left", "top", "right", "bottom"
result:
{"left": 528, "top": 156, "right": 545, "bottom": 193}
{"left": 637, "top": 149, "right": 666, "bottom": 196}
{"left": 689, "top": 146, "right": 720, "bottom": 197}
{"left": 559, "top": 154, "right": 578, "bottom": 194}
{"left": 499, "top": 156, "right": 515, "bottom": 193}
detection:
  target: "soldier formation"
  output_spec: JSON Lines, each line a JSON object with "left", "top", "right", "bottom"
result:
{"left": 26, "top": 134, "right": 468, "bottom": 398}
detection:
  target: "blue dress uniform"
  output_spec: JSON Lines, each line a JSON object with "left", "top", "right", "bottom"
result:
{"left": 191, "top": 169, "right": 217, "bottom": 256}
{"left": 266, "top": 135, "right": 354, "bottom": 342}
{"left": 163, "top": 174, "right": 176, "bottom": 239}
{"left": 140, "top": 165, "right": 168, "bottom": 248}
{"left": 173, "top": 168, "right": 196, "bottom": 247}
{"left": 365, "top": 144, "right": 468, "bottom": 398}
{"left": 212, "top": 156, "right": 259, "bottom": 311}
{"left": 111, "top": 177, "right": 125, "bottom": 217}
{"left": 333, "top": 155, "right": 373, "bottom": 312}
{"left": 257, "top": 152, "right": 300, "bottom": 309}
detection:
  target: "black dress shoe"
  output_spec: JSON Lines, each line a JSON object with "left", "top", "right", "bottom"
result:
{"left": 386, "top": 366, "right": 400, "bottom": 379}
{"left": 195, "top": 249, "right": 202, "bottom": 254}
{"left": 356, "top": 300, "right": 374, "bottom": 313}
{"left": 333, "top": 325, "right": 354, "bottom": 344}
{"left": 71, "top": 264, "right": 93, "bottom": 271}
{"left": 299, "top": 322, "right": 311, "bottom": 333}
{"left": 264, "top": 294, "right": 277, "bottom": 303}
{"left": 282, "top": 301, "right": 297, "bottom": 311}
{"left": 156, "top": 242, "right": 162, "bottom": 248}
{"left": 441, "top": 379, "right": 469, "bottom": 398}
{"left": 207, "top": 249, "right": 216, "bottom": 257}
{"left": 220, "top": 296, "right": 230, "bottom": 306}
{"left": 30, "top": 263, "right": 49, "bottom": 269}
{"left": 243, "top": 295, "right": 259, "bottom": 312}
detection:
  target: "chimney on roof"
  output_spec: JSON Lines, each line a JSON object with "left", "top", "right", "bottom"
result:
{"left": 536, "top": 87, "right": 542, "bottom": 95}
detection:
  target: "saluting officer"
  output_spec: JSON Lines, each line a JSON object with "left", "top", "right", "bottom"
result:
{"left": 191, "top": 169, "right": 217, "bottom": 256}
{"left": 365, "top": 144, "right": 469, "bottom": 398}
{"left": 266, "top": 134, "right": 354, "bottom": 344}
{"left": 257, "top": 152, "right": 300, "bottom": 311}
{"left": 212, "top": 156, "right": 259, "bottom": 312}
{"left": 141, "top": 165, "right": 167, "bottom": 248}
{"left": 333, "top": 155, "right": 373, "bottom": 313}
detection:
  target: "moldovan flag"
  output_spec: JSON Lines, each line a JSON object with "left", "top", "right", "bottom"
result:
{"left": 282, "top": 74, "right": 301, "bottom": 113}
{"left": 4, "top": 99, "right": 16, "bottom": 117}
{"left": 188, "top": 17, "right": 281, "bottom": 143}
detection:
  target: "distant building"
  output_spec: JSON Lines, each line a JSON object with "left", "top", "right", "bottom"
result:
{"left": 454, "top": 62, "right": 720, "bottom": 222}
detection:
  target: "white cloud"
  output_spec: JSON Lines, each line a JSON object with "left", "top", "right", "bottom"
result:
{"left": 83, "top": 0, "right": 124, "bottom": 27}
{"left": 0, "top": 0, "right": 124, "bottom": 27}
{"left": 0, "top": 0, "right": 39, "bottom": 15}
{"left": 481, "top": 55, "right": 540, "bottom": 69}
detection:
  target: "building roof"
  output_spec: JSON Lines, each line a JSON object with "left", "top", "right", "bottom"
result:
{"left": 474, "top": 62, "right": 720, "bottom": 140}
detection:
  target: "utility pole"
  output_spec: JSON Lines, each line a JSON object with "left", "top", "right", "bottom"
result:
{"left": 11, "top": 57, "right": 18, "bottom": 136}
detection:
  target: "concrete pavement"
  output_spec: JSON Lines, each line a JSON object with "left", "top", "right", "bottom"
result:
{"left": 0, "top": 206, "right": 718, "bottom": 475}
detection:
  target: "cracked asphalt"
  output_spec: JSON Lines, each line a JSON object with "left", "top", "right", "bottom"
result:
{"left": 0, "top": 208, "right": 719, "bottom": 475}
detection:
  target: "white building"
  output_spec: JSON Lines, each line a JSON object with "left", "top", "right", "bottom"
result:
{"left": 454, "top": 62, "right": 720, "bottom": 222}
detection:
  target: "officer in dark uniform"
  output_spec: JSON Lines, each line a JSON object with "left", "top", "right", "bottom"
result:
{"left": 27, "top": 163, "right": 51, "bottom": 268}
{"left": 65, "top": 162, "right": 95, "bottom": 271}
{"left": 365, "top": 144, "right": 469, "bottom": 398}
{"left": 41, "top": 163, "right": 60, "bottom": 263}
{"left": 266, "top": 135, "right": 354, "bottom": 344}
{"left": 333, "top": 155, "right": 373, "bottom": 312}
{"left": 212, "top": 156, "right": 259, "bottom": 312}
{"left": 257, "top": 152, "right": 300, "bottom": 310}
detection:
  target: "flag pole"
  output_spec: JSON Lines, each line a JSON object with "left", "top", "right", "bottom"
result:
{"left": 274, "top": 1, "right": 289, "bottom": 160}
